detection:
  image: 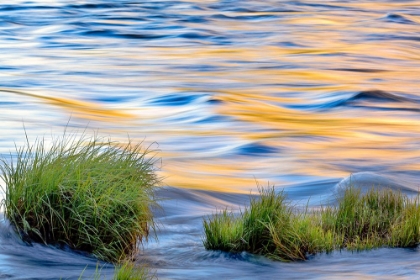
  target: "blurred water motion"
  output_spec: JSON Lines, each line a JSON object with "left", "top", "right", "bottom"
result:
{"left": 1, "top": 0, "right": 420, "bottom": 278}
{"left": 2, "top": 0, "right": 420, "bottom": 193}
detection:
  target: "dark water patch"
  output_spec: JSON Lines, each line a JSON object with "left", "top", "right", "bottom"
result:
{"left": 331, "top": 68, "right": 388, "bottom": 73}
{"left": 236, "top": 143, "right": 278, "bottom": 156}
{"left": 289, "top": 89, "right": 420, "bottom": 111}
{"left": 395, "top": 35, "right": 420, "bottom": 42}
{"left": 67, "top": 3, "right": 126, "bottom": 10}
{"left": 382, "top": 13, "right": 418, "bottom": 24}
{"left": 262, "top": 8, "right": 300, "bottom": 13}
{"left": 207, "top": 98, "right": 223, "bottom": 104}
{"left": 150, "top": 94, "right": 206, "bottom": 106}
{"left": 82, "top": 29, "right": 166, "bottom": 40}
{"left": 371, "top": 33, "right": 420, "bottom": 42}
{"left": 179, "top": 32, "right": 215, "bottom": 40}
{"left": 290, "top": 2, "right": 348, "bottom": 11}
{"left": 144, "top": 14, "right": 175, "bottom": 20}
{"left": 211, "top": 13, "right": 278, "bottom": 21}
{"left": 276, "top": 41, "right": 308, "bottom": 48}
{"left": 97, "top": 16, "right": 148, "bottom": 22}
{"left": 297, "top": 90, "right": 420, "bottom": 113}
{"left": 119, "top": 32, "right": 168, "bottom": 40}
{"left": 90, "top": 96, "right": 135, "bottom": 103}
{"left": 350, "top": 90, "right": 410, "bottom": 103}
{"left": 321, "top": 90, "right": 417, "bottom": 110}
{"left": 0, "top": 66, "right": 17, "bottom": 70}
{"left": 176, "top": 16, "right": 210, "bottom": 24}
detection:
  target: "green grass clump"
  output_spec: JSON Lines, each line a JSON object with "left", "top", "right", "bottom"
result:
{"left": 203, "top": 209, "right": 244, "bottom": 252}
{"left": 75, "top": 261, "right": 153, "bottom": 280}
{"left": 328, "top": 188, "right": 407, "bottom": 250}
{"left": 0, "top": 132, "right": 159, "bottom": 263}
{"left": 85, "top": 262, "right": 153, "bottom": 280}
{"left": 113, "top": 262, "right": 152, "bottom": 280}
{"left": 203, "top": 186, "right": 420, "bottom": 261}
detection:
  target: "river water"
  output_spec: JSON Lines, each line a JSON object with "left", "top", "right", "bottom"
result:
{"left": 1, "top": 0, "right": 420, "bottom": 279}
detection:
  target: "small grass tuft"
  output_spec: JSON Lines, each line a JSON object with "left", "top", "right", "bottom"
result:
{"left": 203, "top": 209, "right": 244, "bottom": 252}
{"left": 203, "top": 186, "right": 420, "bottom": 261}
{"left": 76, "top": 261, "right": 154, "bottom": 280}
{"left": 114, "top": 262, "right": 153, "bottom": 280}
{"left": 0, "top": 131, "right": 160, "bottom": 263}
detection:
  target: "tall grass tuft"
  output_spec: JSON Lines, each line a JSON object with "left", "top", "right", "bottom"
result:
{"left": 203, "top": 186, "right": 420, "bottom": 261}
{"left": 241, "top": 188, "right": 290, "bottom": 256}
{"left": 0, "top": 132, "right": 159, "bottom": 263}
{"left": 331, "top": 188, "right": 405, "bottom": 250}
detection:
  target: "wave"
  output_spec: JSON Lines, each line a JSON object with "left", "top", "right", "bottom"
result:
{"left": 347, "top": 90, "right": 411, "bottom": 103}
{"left": 334, "top": 172, "right": 419, "bottom": 196}
{"left": 381, "top": 13, "right": 419, "bottom": 25}
{"left": 235, "top": 143, "right": 278, "bottom": 156}
{"left": 302, "top": 90, "right": 418, "bottom": 111}
{"left": 287, "top": 90, "right": 417, "bottom": 111}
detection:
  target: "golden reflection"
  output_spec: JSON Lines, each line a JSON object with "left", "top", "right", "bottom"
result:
{"left": 148, "top": 87, "right": 420, "bottom": 192}
{"left": 3, "top": 0, "right": 420, "bottom": 194}
{"left": 1, "top": 88, "right": 134, "bottom": 121}
{"left": 161, "top": 159, "right": 279, "bottom": 194}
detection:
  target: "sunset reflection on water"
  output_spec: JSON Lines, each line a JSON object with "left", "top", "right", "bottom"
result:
{"left": 1, "top": 1, "right": 420, "bottom": 194}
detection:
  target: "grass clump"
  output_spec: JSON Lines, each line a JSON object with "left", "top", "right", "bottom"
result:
{"left": 77, "top": 261, "right": 153, "bottom": 280}
{"left": 203, "top": 186, "right": 420, "bottom": 261}
{"left": 203, "top": 209, "right": 244, "bottom": 252}
{"left": 113, "top": 262, "right": 153, "bottom": 280}
{"left": 329, "top": 188, "right": 407, "bottom": 250}
{"left": 0, "top": 132, "right": 159, "bottom": 264}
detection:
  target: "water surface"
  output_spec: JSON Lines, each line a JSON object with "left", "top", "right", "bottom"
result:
{"left": 1, "top": 0, "right": 420, "bottom": 278}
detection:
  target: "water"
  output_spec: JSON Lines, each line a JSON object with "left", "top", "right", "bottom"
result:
{"left": 1, "top": 0, "right": 420, "bottom": 278}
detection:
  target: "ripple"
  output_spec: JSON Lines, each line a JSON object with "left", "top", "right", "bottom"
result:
{"left": 334, "top": 172, "right": 419, "bottom": 196}
{"left": 350, "top": 90, "right": 411, "bottom": 103}
{"left": 149, "top": 94, "right": 208, "bottom": 106}
{"left": 382, "top": 13, "right": 418, "bottom": 24}
{"left": 82, "top": 29, "right": 166, "bottom": 39}
{"left": 235, "top": 143, "right": 278, "bottom": 156}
